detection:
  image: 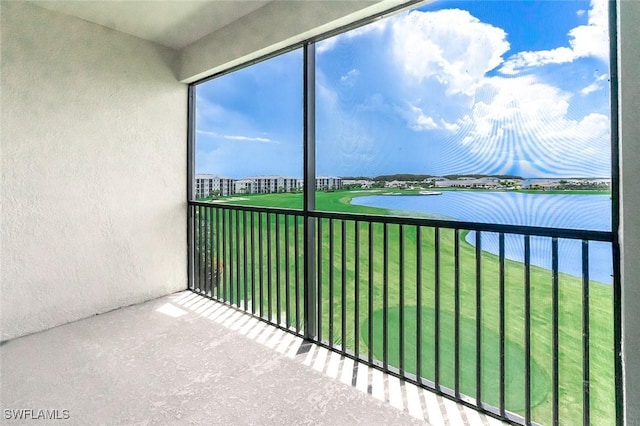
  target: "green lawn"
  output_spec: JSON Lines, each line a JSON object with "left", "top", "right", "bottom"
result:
{"left": 194, "top": 190, "right": 615, "bottom": 425}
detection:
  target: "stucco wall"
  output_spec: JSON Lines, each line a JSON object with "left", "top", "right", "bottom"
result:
{"left": 619, "top": 1, "right": 640, "bottom": 424}
{"left": 0, "top": 2, "right": 187, "bottom": 341}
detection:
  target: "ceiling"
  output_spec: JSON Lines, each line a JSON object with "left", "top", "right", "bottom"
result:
{"left": 30, "top": 1, "right": 272, "bottom": 50}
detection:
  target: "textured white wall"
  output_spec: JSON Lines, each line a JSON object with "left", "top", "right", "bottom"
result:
{"left": 1, "top": 2, "right": 187, "bottom": 341}
{"left": 619, "top": 1, "right": 640, "bottom": 424}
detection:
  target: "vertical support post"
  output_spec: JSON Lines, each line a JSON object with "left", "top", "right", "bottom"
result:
{"left": 187, "top": 85, "right": 196, "bottom": 290}
{"left": 552, "top": 237, "right": 559, "bottom": 425}
{"left": 454, "top": 229, "right": 460, "bottom": 397}
{"left": 475, "top": 231, "right": 482, "bottom": 405}
{"left": 582, "top": 240, "right": 591, "bottom": 426}
{"left": 524, "top": 235, "right": 532, "bottom": 424}
{"left": 303, "top": 42, "right": 317, "bottom": 340}
{"left": 608, "top": 1, "right": 623, "bottom": 424}
{"left": 434, "top": 227, "right": 441, "bottom": 389}
{"left": 499, "top": 233, "right": 506, "bottom": 416}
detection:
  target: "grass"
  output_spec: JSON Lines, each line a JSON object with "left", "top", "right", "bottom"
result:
{"left": 194, "top": 189, "right": 616, "bottom": 425}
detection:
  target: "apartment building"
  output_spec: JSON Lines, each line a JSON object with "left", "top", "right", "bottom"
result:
{"left": 195, "top": 174, "right": 235, "bottom": 198}
{"left": 316, "top": 176, "right": 343, "bottom": 190}
{"left": 246, "top": 175, "right": 299, "bottom": 193}
{"left": 234, "top": 179, "right": 254, "bottom": 194}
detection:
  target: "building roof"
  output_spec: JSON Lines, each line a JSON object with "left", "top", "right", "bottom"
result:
{"left": 195, "top": 174, "right": 234, "bottom": 180}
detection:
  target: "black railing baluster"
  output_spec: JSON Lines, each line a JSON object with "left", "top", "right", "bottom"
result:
{"left": 295, "top": 216, "right": 300, "bottom": 333}
{"left": 434, "top": 227, "right": 441, "bottom": 389}
{"left": 222, "top": 208, "right": 227, "bottom": 303}
{"left": 285, "top": 215, "right": 291, "bottom": 329}
{"left": 383, "top": 223, "right": 389, "bottom": 370}
{"left": 276, "top": 214, "right": 281, "bottom": 326}
{"left": 454, "top": 228, "right": 460, "bottom": 397}
{"left": 341, "top": 220, "right": 347, "bottom": 354}
{"left": 354, "top": 221, "right": 360, "bottom": 360}
{"left": 194, "top": 205, "right": 199, "bottom": 292}
{"left": 582, "top": 240, "right": 590, "bottom": 426}
{"left": 329, "top": 218, "right": 334, "bottom": 346}
{"left": 416, "top": 226, "right": 422, "bottom": 384}
{"left": 399, "top": 224, "right": 405, "bottom": 377}
{"left": 208, "top": 207, "right": 213, "bottom": 296}
{"left": 195, "top": 206, "right": 200, "bottom": 293}
{"left": 267, "top": 213, "right": 272, "bottom": 321}
{"left": 206, "top": 207, "right": 211, "bottom": 297}
{"left": 524, "top": 235, "right": 531, "bottom": 425}
{"left": 202, "top": 207, "right": 207, "bottom": 296}
{"left": 476, "top": 231, "right": 482, "bottom": 405}
{"left": 258, "top": 212, "right": 264, "bottom": 317}
{"left": 204, "top": 207, "right": 208, "bottom": 294}
{"left": 229, "top": 208, "right": 234, "bottom": 304}
{"left": 368, "top": 222, "right": 374, "bottom": 366}
{"left": 243, "top": 211, "right": 248, "bottom": 310}
{"left": 250, "top": 212, "right": 255, "bottom": 314}
{"left": 317, "top": 218, "right": 323, "bottom": 342}
{"left": 194, "top": 206, "right": 202, "bottom": 292}
{"left": 499, "top": 232, "right": 506, "bottom": 416}
{"left": 552, "top": 237, "right": 559, "bottom": 425}
{"left": 201, "top": 206, "right": 206, "bottom": 295}
{"left": 216, "top": 208, "right": 221, "bottom": 301}
{"left": 188, "top": 204, "right": 194, "bottom": 291}
{"left": 236, "top": 209, "right": 241, "bottom": 306}
{"left": 205, "top": 207, "right": 209, "bottom": 294}
{"left": 227, "top": 210, "right": 235, "bottom": 305}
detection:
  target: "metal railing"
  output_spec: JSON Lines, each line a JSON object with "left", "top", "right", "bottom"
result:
{"left": 188, "top": 200, "right": 617, "bottom": 426}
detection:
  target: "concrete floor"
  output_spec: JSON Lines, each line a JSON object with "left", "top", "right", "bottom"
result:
{"left": 1, "top": 291, "right": 505, "bottom": 425}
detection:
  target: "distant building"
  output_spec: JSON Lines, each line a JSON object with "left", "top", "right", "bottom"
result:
{"left": 195, "top": 174, "right": 235, "bottom": 197}
{"left": 385, "top": 180, "right": 405, "bottom": 188}
{"left": 195, "top": 174, "right": 343, "bottom": 196}
{"left": 234, "top": 179, "right": 254, "bottom": 194}
{"left": 245, "top": 175, "right": 299, "bottom": 193}
{"left": 435, "top": 177, "right": 504, "bottom": 189}
{"left": 316, "top": 176, "right": 342, "bottom": 190}
{"left": 343, "top": 179, "right": 373, "bottom": 189}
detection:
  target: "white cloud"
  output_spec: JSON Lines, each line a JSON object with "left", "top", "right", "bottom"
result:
{"left": 454, "top": 76, "right": 610, "bottom": 176}
{"left": 389, "top": 9, "right": 509, "bottom": 95}
{"left": 408, "top": 105, "right": 438, "bottom": 130}
{"left": 316, "top": 3, "right": 611, "bottom": 177}
{"left": 316, "top": 37, "right": 338, "bottom": 55}
{"left": 384, "top": 8, "right": 510, "bottom": 132}
{"left": 196, "top": 130, "right": 279, "bottom": 144}
{"left": 501, "top": 0, "right": 608, "bottom": 74}
{"left": 440, "top": 119, "right": 461, "bottom": 132}
{"left": 340, "top": 68, "right": 360, "bottom": 85}
{"left": 404, "top": 104, "right": 463, "bottom": 132}
{"left": 581, "top": 73, "right": 608, "bottom": 95}
{"left": 380, "top": 6, "right": 609, "bottom": 175}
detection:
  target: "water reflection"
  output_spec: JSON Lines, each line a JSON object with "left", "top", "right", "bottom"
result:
{"left": 352, "top": 191, "right": 612, "bottom": 283}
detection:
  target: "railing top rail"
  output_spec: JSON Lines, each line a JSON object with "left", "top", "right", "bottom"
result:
{"left": 189, "top": 200, "right": 303, "bottom": 216}
{"left": 310, "top": 210, "right": 613, "bottom": 241}
{"left": 188, "top": 200, "right": 613, "bottom": 242}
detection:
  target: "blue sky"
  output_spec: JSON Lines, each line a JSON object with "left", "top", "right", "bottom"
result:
{"left": 196, "top": 0, "right": 611, "bottom": 179}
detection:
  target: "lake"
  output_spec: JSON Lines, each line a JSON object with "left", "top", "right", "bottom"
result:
{"left": 351, "top": 191, "right": 613, "bottom": 283}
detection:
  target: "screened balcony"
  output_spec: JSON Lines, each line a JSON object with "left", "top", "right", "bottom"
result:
{"left": 2, "top": 1, "right": 639, "bottom": 425}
